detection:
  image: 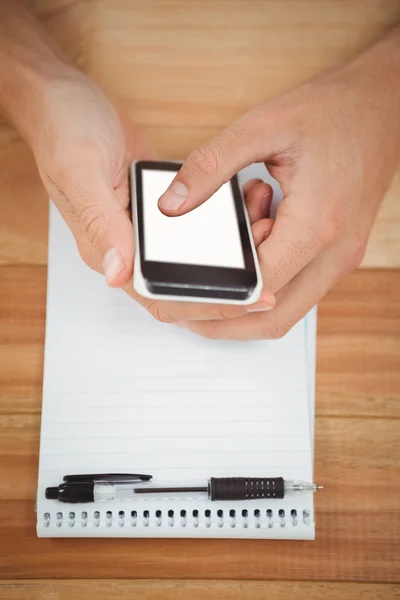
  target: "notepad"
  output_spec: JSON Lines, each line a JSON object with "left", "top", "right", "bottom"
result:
{"left": 36, "top": 166, "right": 317, "bottom": 540}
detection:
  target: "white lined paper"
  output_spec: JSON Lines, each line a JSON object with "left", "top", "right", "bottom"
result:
{"left": 37, "top": 198, "right": 316, "bottom": 540}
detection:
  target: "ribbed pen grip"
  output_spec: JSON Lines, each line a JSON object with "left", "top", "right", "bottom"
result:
{"left": 209, "top": 477, "right": 285, "bottom": 501}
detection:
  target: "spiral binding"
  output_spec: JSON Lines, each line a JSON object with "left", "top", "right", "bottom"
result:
{"left": 42, "top": 507, "right": 312, "bottom": 529}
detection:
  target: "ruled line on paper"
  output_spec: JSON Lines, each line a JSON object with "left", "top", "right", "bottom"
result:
{"left": 37, "top": 204, "right": 315, "bottom": 539}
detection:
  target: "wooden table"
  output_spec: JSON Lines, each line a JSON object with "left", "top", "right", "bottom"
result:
{"left": 0, "top": 2, "right": 399, "bottom": 598}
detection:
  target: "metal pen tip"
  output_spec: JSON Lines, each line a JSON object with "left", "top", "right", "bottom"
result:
{"left": 315, "top": 485, "right": 324, "bottom": 491}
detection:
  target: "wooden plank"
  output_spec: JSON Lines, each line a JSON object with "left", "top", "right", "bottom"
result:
{"left": 0, "top": 418, "right": 399, "bottom": 579}
{"left": 0, "top": 267, "right": 399, "bottom": 580}
{"left": 0, "top": 1, "right": 400, "bottom": 266}
{"left": 85, "top": 0, "right": 400, "bottom": 127}
{"left": 0, "top": 501, "right": 399, "bottom": 581}
{"left": 316, "top": 268, "right": 400, "bottom": 417}
{"left": 1, "top": 266, "right": 399, "bottom": 418}
{"left": 1, "top": 410, "right": 399, "bottom": 499}
{"left": 0, "top": 131, "right": 48, "bottom": 266}
{"left": 0, "top": 580, "right": 399, "bottom": 600}
{"left": 5, "top": 126, "right": 398, "bottom": 269}
{"left": 1, "top": 412, "right": 400, "bottom": 502}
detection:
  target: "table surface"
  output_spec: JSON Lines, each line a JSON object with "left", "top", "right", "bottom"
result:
{"left": 0, "top": 268, "right": 399, "bottom": 597}
{"left": 0, "top": 1, "right": 399, "bottom": 598}
{"left": 1, "top": 0, "right": 400, "bottom": 270}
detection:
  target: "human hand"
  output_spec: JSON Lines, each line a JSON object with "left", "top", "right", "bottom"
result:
{"left": 0, "top": 0, "right": 276, "bottom": 323}
{"left": 157, "top": 31, "right": 400, "bottom": 340}
{"left": 122, "top": 176, "right": 277, "bottom": 323}
{"left": 0, "top": 1, "right": 148, "bottom": 286}
{"left": 28, "top": 69, "right": 277, "bottom": 322}
{"left": 25, "top": 69, "right": 152, "bottom": 287}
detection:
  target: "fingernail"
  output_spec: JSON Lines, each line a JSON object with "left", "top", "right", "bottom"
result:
{"left": 261, "top": 192, "right": 271, "bottom": 214}
{"left": 246, "top": 302, "right": 274, "bottom": 313}
{"left": 103, "top": 248, "right": 124, "bottom": 284}
{"left": 158, "top": 180, "right": 188, "bottom": 211}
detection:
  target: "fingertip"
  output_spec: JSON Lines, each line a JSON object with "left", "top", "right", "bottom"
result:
{"left": 172, "top": 321, "right": 187, "bottom": 329}
{"left": 242, "top": 178, "right": 264, "bottom": 196}
{"left": 260, "top": 291, "right": 277, "bottom": 309}
{"left": 158, "top": 180, "right": 189, "bottom": 215}
{"left": 103, "top": 248, "right": 133, "bottom": 288}
{"left": 246, "top": 300, "right": 274, "bottom": 313}
{"left": 245, "top": 182, "right": 273, "bottom": 224}
{"left": 107, "top": 267, "right": 133, "bottom": 288}
{"left": 251, "top": 218, "right": 274, "bottom": 247}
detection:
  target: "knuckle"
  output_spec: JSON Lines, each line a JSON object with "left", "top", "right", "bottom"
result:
{"left": 319, "top": 213, "right": 344, "bottom": 248}
{"left": 78, "top": 204, "right": 108, "bottom": 248}
{"left": 209, "top": 307, "right": 232, "bottom": 321}
{"left": 196, "top": 324, "right": 220, "bottom": 340}
{"left": 344, "top": 236, "right": 367, "bottom": 272}
{"left": 220, "top": 126, "right": 247, "bottom": 148}
{"left": 188, "top": 145, "right": 219, "bottom": 176}
{"left": 147, "top": 301, "right": 175, "bottom": 324}
{"left": 77, "top": 243, "right": 98, "bottom": 272}
{"left": 262, "top": 321, "right": 291, "bottom": 340}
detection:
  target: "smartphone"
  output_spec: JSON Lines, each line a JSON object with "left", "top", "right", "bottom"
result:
{"left": 131, "top": 160, "right": 262, "bottom": 304}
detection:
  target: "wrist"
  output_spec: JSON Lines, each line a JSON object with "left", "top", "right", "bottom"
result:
{"left": 0, "top": 51, "right": 74, "bottom": 144}
{"left": 0, "top": 0, "right": 77, "bottom": 145}
{"left": 341, "top": 28, "right": 400, "bottom": 138}
{"left": 324, "top": 27, "right": 400, "bottom": 169}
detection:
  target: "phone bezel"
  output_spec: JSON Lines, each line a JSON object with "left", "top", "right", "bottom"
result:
{"left": 134, "top": 161, "right": 258, "bottom": 300}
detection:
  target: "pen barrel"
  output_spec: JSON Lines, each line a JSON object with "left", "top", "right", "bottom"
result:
{"left": 209, "top": 477, "right": 285, "bottom": 501}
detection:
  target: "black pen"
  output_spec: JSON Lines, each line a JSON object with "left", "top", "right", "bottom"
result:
{"left": 45, "top": 474, "right": 323, "bottom": 504}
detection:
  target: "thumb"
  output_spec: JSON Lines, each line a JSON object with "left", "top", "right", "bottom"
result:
{"left": 52, "top": 162, "right": 134, "bottom": 287}
{"left": 158, "top": 110, "right": 268, "bottom": 216}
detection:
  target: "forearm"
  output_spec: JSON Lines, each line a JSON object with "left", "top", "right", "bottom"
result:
{"left": 337, "top": 27, "right": 400, "bottom": 159}
{"left": 349, "top": 26, "right": 400, "bottom": 80}
{"left": 0, "top": 0, "right": 75, "bottom": 143}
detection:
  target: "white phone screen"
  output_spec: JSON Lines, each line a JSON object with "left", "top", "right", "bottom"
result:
{"left": 142, "top": 169, "right": 245, "bottom": 269}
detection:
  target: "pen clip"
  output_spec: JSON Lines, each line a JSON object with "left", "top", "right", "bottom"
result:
{"left": 63, "top": 473, "right": 152, "bottom": 484}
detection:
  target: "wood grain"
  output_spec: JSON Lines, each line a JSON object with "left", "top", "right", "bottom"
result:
{"left": 0, "top": 0, "right": 400, "bottom": 266}
{"left": 1, "top": 0, "right": 400, "bottom": 593}
{"left": 2, "top": 267, "right": 399, "bottom": 418}
{"left": 0, "top": 266, "right": 399, "bottom": 581}
{"left": 0, "top": 580, "right": 399, "bottom": 600}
